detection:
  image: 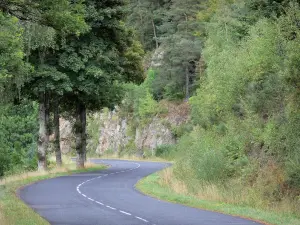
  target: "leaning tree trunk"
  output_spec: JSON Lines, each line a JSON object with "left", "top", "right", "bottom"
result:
{"left": 75, "top": 102, "right": 86, "bottom": 169}
{"left": 37, "top": 92, "right": 49, "bottom": 171}
{"left": 53, "top": 100, "right": 62, "bottom": 167}
{"left": 185, "top": 66, "right": 190, "bottom": 100}
{"left": 152, "top": 18, "right": 158, "bottom": 50}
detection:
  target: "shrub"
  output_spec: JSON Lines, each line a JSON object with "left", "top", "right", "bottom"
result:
{"left": 0, "top": 102, "right": 38, "bottom": 176}
{"left": 174, "top": 128, "right": 233, "bottom": 186}
{"left": 155, "top": 145, "right": 176, "bottom": 159}
{"left": 286, "top": 157, "right": 300, "bottom": 188}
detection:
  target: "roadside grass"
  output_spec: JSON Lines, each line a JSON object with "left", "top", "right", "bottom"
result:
{"left": 136, "top": 169, "right": 300, "bottom": 225}
{"left": 0, "top": 160, "right": 107, "bottom": 225}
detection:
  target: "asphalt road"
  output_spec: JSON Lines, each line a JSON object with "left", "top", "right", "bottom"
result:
{"left": 20, "top": 159, "right": 262, "bottom": 225}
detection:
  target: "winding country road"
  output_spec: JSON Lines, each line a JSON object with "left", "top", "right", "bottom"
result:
{"left": 20, "top": 159, "right": 262, "bottom": 225}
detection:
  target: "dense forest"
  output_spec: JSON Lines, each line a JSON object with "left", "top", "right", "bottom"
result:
{"left": 1, "top": 0, "right": 300, "bottom": 218}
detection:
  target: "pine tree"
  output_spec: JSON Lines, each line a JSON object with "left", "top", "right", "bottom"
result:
{"left": 127, "top": 0, "right": 170, "bottom": 50}
{"left": 153, "top": 0, "right": 203, "bottom": 100}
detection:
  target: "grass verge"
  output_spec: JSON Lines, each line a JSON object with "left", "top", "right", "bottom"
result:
{"left": 0, "top": 162, "right": 107, "bottom": 225}
{"left": 136, "top": 171, "right": 300, "bottom": 225}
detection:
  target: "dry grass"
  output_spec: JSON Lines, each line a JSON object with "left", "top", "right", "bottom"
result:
{"left": 0, "top": 204, "right": 7, "bottom": 225}
{"left": 157, "top": 166, "right": 300, "bottom": 217}
{"left": 158, "top": 167, "right": 188, "bottom": 194}
{"left": 159, "top": 100, "right": 190, "bottom": 122}
{"left": 137, "top": 172, "right": 300, "bottom": 225}
{"left": 0, "top": 156, "right": 99, "bottom": 186}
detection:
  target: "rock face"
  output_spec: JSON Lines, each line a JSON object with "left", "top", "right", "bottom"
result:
{"left": 59, "top": 118, "right": 74, "bottom": 154}
{"left": 95, "top": 102, "right": 189, "bottom": 155}
{"left": 49, "top": 118, "right": 74, "bottom": 154}
{"left": 95, "top": 112, "right": 176, "bottom": 155}
{"left": 96, "top": 111, "right": 129, "bottom": 154}
{"left": 55, "top": 102, "right": 189, "bottom": 155}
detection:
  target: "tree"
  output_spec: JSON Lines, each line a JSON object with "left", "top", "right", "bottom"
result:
{"left": 127, "top": 0, "right": 171, "bottom": 51}
{"left": 0, "top": 11, "right": 30, "bottom": 101}
{"left": 154, "top": 36, "right": 201, "bottom": 100}
{"left": 18, "top": 0, "right": 89, "bottom": 171}
{"left": 152, "top": 0, "right": 203, "bottom": 100}
{"left": 53, "top": 98, "right": 62, "bottom": 167}
{"left": 58, "top": 0, "right": 144, "bottom": 168}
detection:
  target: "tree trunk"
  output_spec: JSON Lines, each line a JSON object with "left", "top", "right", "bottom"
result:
{"left": 82, "top": 105, "right": 87, "bottom": 162}
{"left": 54, "top": 100, "right": 62, "bottom": 167}
{"left": 185, "top": 66, "right": 190, "bottom": 100}
{"left": 152, "top": 18, "right": 159, "bottom": 49}
{"left": 45, "top": 92, "right": 50, "bottom": 148}
{"left": 37, "top": 92, "right": 48, "bottom": 171}
{"left": 75, "top": 102, "right": 86, "bottom": 169}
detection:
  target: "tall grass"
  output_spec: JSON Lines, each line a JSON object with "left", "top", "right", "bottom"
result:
{"left": 0, "top": 155, "right": 98, "bottom": 186}
{"left": 159, "top": 167, "right": 300, "bottom": 217}
{"left": 0, "top": 205, "right": 7, "bottom": 225}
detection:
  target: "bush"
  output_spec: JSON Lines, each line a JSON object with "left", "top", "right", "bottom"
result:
{"left": 0, "top": 101, "right": 38, "bottom": 176}
{"left": 286, "top": 157, "right": 300, "bottom": 188}
{"left": 174, "top": 128, "right": 234, "bottom": 186}
{"left": 121, "top": 80, "right": 165, "bottom": 125}
{"left": 155, "top": 145, "right": 176, "bottom": 159}
{"left": 0, "top": 148, "right": 10, "bottom": 177}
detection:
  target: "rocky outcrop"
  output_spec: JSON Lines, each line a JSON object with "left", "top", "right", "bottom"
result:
{"left": 55, "top": 102, "right": 189, "bottom": 155}
{"left": 49, "top": 118, "right": 74, "bottom": 154}
{"left": 59, "top": 118, "right": 74, "bottom": 154}
{"left": 95, "top": 113, "right": 175, "bottom": 155}
{"left": 95, "top": 102, "right": 189, "bottom": 155}
{"left": 96, "top": 111, "right": 129, "bottom": 154}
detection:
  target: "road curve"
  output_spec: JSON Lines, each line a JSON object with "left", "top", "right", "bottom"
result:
{"left": 20, "top": 159, "right": 262, "bottom": 225}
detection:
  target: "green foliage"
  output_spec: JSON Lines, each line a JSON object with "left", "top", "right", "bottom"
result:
{"left": 174, "top": 126, "right": 248, "bottom": 187}
{"left": 86, "top": 113, "right": 101, "bottom": 154}
{"left": 152, "top": 0, "right": 203, "bottom": 100}
{"left": 121, "top": 74, "right": 164, "bottom": 123}
{"left": 155, "top": 145, "right": 176, "bottom": 159}
{"left": 286, "top": 156, "right": 300, "bottom": 188}
{"left": 123, "top": 40, "right": 145, "bottom": 84}
{"left": 127, "top": 0, "right": 169, "bottom": 50}
{"left": 127, "top": 0, "right": 203, "bottom": 100}
{"left": 138, "top": 91, "right": 160, "bottom": 119}
{"left": 170, "top": 122, "right": 194, "bottom": 139}
{"left": 57, "top": 0, "right": 144, "bottom": 113}
{"left": 0, "top": 12, "right": 30, "bottom": 100}
{"left": 0, "top": 102, "right": 38, "bottom": 176}
{"left": 172, "top": 1, "right": 300, "bottom": 207}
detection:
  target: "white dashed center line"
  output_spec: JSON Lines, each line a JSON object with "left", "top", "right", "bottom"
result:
{"left": 135, "top": 216, "right": 149, "bottom": 223}
{"left": 76, "top": 162, "right": 153, "bottom": 224}
{"left": 120, "top": 210, "right": 131, "bottom": 216}
{"left": 95, "top": 201, "right": 104, "bottom": 205}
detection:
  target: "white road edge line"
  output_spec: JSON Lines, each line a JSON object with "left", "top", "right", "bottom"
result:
{"left": 106, "top": 206, "right": 116, "bottom": 210}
